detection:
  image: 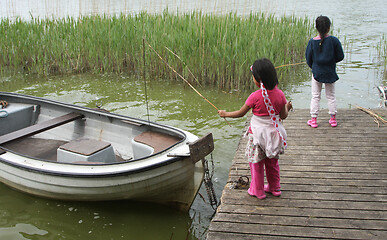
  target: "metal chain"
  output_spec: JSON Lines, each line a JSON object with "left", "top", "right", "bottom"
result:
{"left": 203, "top": 153, "right": 218, "bottom": 210}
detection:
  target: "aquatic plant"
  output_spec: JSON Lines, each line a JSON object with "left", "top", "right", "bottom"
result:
{"left": 0, "top": 11, "right": 313, "bottom": 90}
{"left": 377, "top": 35, "right": 387, "bottom": 67}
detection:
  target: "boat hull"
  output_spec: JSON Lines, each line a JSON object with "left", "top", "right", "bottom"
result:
{"left": 0, "top": 156, "right": 204, "bottom": 210}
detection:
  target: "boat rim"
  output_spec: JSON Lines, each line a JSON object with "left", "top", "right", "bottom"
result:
{"left": 0, "top": 91, "right": 201, "bottom": 177}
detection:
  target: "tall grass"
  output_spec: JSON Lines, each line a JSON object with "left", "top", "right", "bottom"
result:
{"left": 377, "top": 35, "right": 387, "bottom": 68}
{"left": 0, "top": 11, "right": 313, "bottom": 90}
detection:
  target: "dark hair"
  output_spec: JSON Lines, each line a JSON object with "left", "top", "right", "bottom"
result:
{"left": 316, "top": 15, "right": 331, "bottom": 52}
{"left": 251, "top": 58, "right": 278, "bottom": 90}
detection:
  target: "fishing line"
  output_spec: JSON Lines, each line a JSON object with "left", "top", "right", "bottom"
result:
{"left": 142, "top": 38, "right": 151, "bottom": 125}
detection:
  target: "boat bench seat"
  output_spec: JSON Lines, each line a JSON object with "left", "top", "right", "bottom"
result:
{"left": 132, "top": 131, "right": 182, "bottom": 159}
{"left": 57, "top": 138, "right": 116, "bottom": 164}
{"left": 0, "top": 112, "right": 84, "bottom": 145}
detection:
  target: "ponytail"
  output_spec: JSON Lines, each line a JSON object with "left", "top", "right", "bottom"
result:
{"left": 316, "top": 16, "right": 331, "bottom": 52}
{"left": 319, "top": 38, "right": 325, "bottom": 52}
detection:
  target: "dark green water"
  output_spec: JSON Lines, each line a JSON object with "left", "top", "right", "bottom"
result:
{"left": 1, "top": 73, "right": 252, "bottom": 239}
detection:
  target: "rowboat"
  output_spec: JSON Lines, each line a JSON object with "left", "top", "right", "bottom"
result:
{"left": 0, "top": 92, "right": 214, "bottom": 211}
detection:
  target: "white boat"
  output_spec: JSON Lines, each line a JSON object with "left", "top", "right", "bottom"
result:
{"left": 0, "top": 92, "right": 214, "bottom": 211}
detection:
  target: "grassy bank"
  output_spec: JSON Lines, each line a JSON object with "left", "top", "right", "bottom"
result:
{"left": 0, "top": 12, "right": 313, "bottom": 90}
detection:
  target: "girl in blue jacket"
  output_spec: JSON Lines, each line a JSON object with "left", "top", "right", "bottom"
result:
{"left": 305, "top": 16, "right": 344, "bottom": 128}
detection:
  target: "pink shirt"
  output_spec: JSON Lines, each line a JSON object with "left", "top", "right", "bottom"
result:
{"left": 245, "top": 86, "right": 287, "bottom": 116}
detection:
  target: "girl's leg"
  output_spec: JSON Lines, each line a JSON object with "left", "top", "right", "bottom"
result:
{"left": 325, "top": 82, "right": 336, "bottom": 115}
{"left": 309, "top": 77, "right": 322, "bottom": 128}
{"left": 310, "top": 77, "right": 322, "bottom": 118}
{"left": 248, "top": 161, "right": 266, "bottom": 199}
{"left": 264, "top": 158, "right": 282, "bottom": 196}
{"left": 325, "top": 82, "right": 338, "bottom": 127}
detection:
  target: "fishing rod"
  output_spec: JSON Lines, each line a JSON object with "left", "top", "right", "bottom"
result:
{"left": 164, "top": 47, "right": 202, "bottom": 87}
{"left": 275, "top": 62, "right": 306, "bottom": 69}
{"left": 145, "top": 38, "right": 305, "bottom": 126}
{"left": 144, "top": 38, "right": 231, "bottom": 127}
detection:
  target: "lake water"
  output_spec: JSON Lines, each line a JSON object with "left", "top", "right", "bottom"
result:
{"left": 1, "top": 0, "right": 386, "bottom": 239}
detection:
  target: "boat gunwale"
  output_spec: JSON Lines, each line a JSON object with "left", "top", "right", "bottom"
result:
{"left": 0, "top": 91, "right": 199, "bottom": 177}
{"left": 0, "top": 91, "right": 188, "bottom": 142}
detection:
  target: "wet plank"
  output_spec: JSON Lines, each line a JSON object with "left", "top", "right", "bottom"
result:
{"left": 207, "top": 108, "right": 387, "bottom": 240}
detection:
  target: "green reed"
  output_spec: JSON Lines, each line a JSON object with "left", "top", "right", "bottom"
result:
{"left": 0, "top": 11, "right": 313, "bottom": 90}
{"left": 377, "top": 35, "right": 387, "bottom": 69}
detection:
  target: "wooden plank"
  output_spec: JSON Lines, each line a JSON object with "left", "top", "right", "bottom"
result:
{"left": 209, "top": 222, "right": 387, "bottom": 240}
{"left": 217, "top": 204, "right": 387, "bottom": 220}
{"left": 207, "top": 232, "right": 301, "bottom": 240}
{"left": 0, "top": 112, "right": 84, "bottom": 145}
{"left": 207, "top": 109, "right": 387, "bottom": 240}
{"left": 213, "top": 213, "right": 387, "bottom": 231}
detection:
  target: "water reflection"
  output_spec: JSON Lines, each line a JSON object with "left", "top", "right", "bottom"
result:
{"left": 0, "top": 182, "right": 193, "bottom": 239}
{"left": 0, "top": 224, "right": 48, "bottom": 239}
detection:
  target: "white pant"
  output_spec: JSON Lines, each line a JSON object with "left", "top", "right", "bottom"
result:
{"left": 310, "top": 76, "right": 336, "bottom": 118}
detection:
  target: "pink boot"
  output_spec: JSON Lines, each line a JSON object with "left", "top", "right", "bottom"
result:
{"left": 248, "top": 162, "right": 266, "bottom": 199}
{"left": 264, "top": 158, "right": 281, "bottom": 197}
{"left": 307, "top": 117, "right": 318, "bottom": 128}
{"left": 329, "top": 115, "right": 337, "bottom": 127}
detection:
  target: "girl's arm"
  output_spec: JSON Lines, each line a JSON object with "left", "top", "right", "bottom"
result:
{"left": 279, "top": 101, "right": 293, "bottom": 120}
{"left": 335, "top": 38, "right": 345, "bottom": 63}
{"left": 305, "top": 40, "right": 313, "bottom": 68}
{"left": 218, "top": 104, "right": 250, "bottom": 118}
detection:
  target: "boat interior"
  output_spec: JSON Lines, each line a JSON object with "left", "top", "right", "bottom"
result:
{"left": 0, "top": 100, "right": 184, "bottom": 164}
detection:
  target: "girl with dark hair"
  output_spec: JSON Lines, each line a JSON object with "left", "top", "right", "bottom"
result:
{"left": 218, "top": 58, "right": 292, "bottom": 199}
{"left": 305, "top": 15, "right": 344, "bottom": 128}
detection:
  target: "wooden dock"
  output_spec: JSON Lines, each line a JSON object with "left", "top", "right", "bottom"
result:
{"left": 207, "top": 108, "right": 387, "bottom": 240}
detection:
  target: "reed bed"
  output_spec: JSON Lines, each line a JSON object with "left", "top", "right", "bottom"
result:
{"left": 377, "top": 35, "right": 387, "bottom": 68}
{"left": 0, "top": 12, "right": 313, "bottom": 90}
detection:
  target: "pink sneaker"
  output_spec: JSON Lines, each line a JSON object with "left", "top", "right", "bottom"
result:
{"left": 307, "top": 117, "right": 318, "bottom": 128}
{"left": 329, "top": 115, "right": 337, "bottom": 127}
{"left": 264, "top": 184, "right": 282, "bottom": 197}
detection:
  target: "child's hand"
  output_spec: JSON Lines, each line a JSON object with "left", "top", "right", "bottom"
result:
{"left": 286, "top": 101, "right": 293, "bottom": 111}
{"left": 218, "top": 110, "right": 227, "bottom": 118}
